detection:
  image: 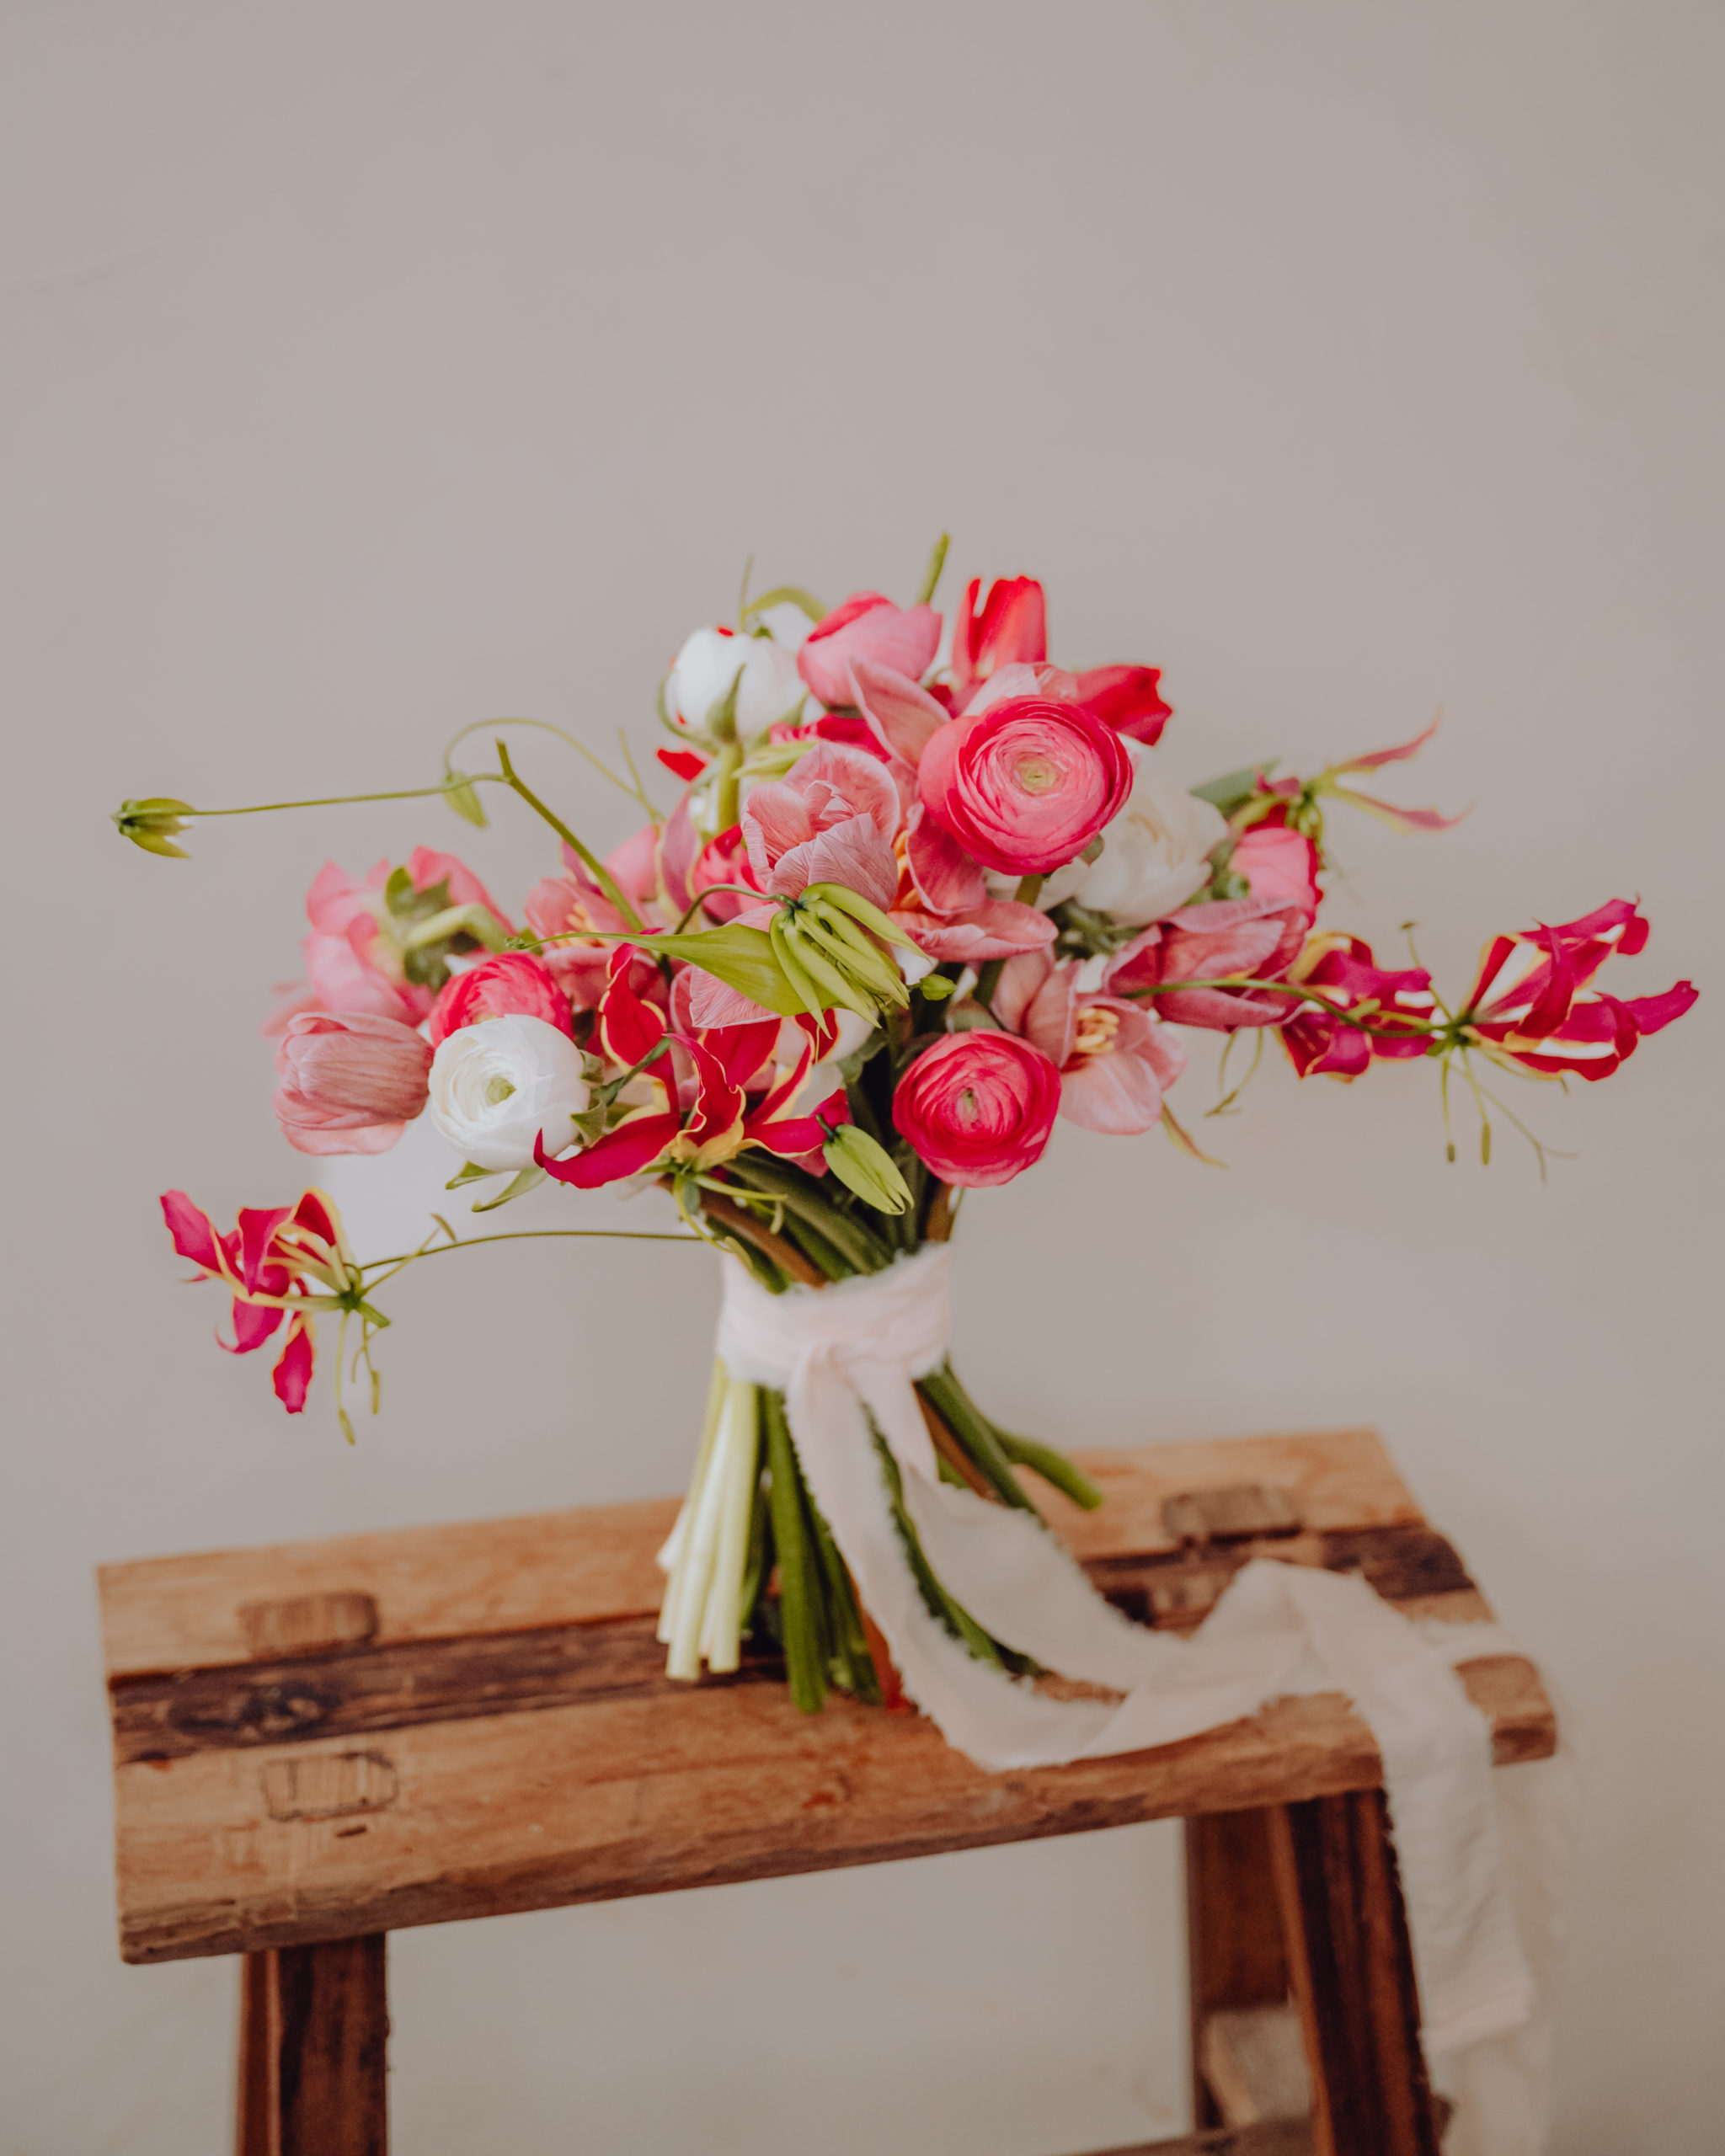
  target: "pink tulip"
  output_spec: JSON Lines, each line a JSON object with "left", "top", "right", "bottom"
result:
{"left": 1069, "top": 665, "right": 1172, "bottom": 745}
{"left": 994, "top": 948, "right": 1187, "bottom": 1134}
{"left": 522, "top": 867, "right": 644, "bottom": 1014}
{"left": 798, "top": 592, "right": 942, "bottom": 707}
{"left": 273, "top": 1011, "right": 433, "bottom": 1155}
{"left": 1105, "top": 891, "right": 1312, "bottom": 1029}
{"left": 742, "top": 740, "right": 900, "bottom": 910}
{"left": 427, "top": 953, "right": 574, "bottom": 1046}
{"left": 950, "top": 577, "right": 1048, "bottom": 709}
{"left": 918, "top": 695, "right": 1132, "bottom": 878}
{"left": 892, "top": 1031, "right": 1062, "bottom": 1187}
{"left": 272, "top": 851, "right": 513, "bottom": 1033}
{"left": 688, "top": 825, "right": 763, "bottom": 924}
{"left": 1230, "top": 825, "right": 1321, "bottom": 915}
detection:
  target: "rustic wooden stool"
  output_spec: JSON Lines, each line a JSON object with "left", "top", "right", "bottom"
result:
{"left": 97, "top": 1428, "right": 1554, "bottom": 2156}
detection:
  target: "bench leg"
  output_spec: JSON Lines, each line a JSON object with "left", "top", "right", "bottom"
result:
{"left": 1268, "top": 1790, "right": 1441, "bottom": 2156}
{"left": 1184, "top": 1809, "right": 1290, "bottom": 2127}
{"left": 237, "top": 1935, "right": 389, "bottom": 2156}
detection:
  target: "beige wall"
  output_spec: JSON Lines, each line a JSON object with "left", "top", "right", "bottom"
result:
{"left": 4, "top": 4, "right": 1720, "bottom": 2149}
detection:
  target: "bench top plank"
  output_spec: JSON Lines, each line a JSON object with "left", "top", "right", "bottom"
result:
{"left": 98, "top": 1429, "right": 1551, "bottom": 1965}
{"left": 98, "top": 1428, "right": 1422, "bottom": 1679}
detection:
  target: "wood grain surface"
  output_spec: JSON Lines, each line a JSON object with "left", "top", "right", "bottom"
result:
{"left": 99, "top": 1429, "right": 1420, "bottom": 1679}
{"left": 99, "top": 1430, "right": 1555, "bottom": 1967}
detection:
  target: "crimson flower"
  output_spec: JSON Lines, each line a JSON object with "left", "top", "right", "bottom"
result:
{"left": 536, "top": 950, "right": 846, "bottom": 1190}
{"left": 1279, "top": 936, "right": 1437, "bottom": 1079}
{"left": 1460, "top": 899, "right": 1696, "bottom": 1080}
{"left": 160, "top": 1188, "right": 362, "bottom": 1412}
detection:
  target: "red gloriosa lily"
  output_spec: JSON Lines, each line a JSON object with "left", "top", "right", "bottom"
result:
{"left": 1461, "top": 899, "right": 1696, "bottom": 1080}
{"left": 159, "top": 1187, "right": 360, "bottom": 1412}
{"left": 1279, "top": 935, "right": 1437, "bottom": 1080}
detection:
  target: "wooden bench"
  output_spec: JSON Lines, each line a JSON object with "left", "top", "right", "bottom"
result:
{"left": 97, "top": 1428, "right": 1554, "bottom": 2155}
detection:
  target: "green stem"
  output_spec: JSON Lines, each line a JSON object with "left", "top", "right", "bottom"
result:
{"left": 358, "top": 1226, "right": 700, "bottom": 1282}
{"left": 723, "top": 1157, "right": 894, "bottom": 1275}
{"left": 763, "top": 1390, "right": 828, "bottom": 1711}
{"left": 917, "top": 1365, "right": 1041, "bottom": 1516}
{"left": 914, "top": 532, "right": 950, "bottom": 606}
{"left": 158, "top": 776, "right": 508, "bottom": 820}
{"left": 444, "top": 716, "right": 656, "bottom": 817}
{"left": 493, "top": 740, "right": 645, "bottom": 931}
{"left": 1125, "top": 976, "right": 1442, "bottom": 1039}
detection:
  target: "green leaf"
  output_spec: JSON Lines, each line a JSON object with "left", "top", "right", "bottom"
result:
{"left": 471, "top": 1164, "right": 547, "bottom": 1212}
{"left": 445, "top": 772, "right": 488, "bottom": 827}
{"left": 804, "top": 883, "right": 922, "bottom": 955}
{"left": 445, "top": 1161, "right": 501, "bottom": 1187}
{"left": 1161, "top": 1101, "right": 1228, "bottom": 1167}
{"left": 913, "top": 533, "right": 949, "bottom": 607}
{"left": 822, "top": 1125, "right": 912, "bottom": 1216}
{"left": 626, "top": 923, "right": 808, "bottom": 1017}
{"left": 1192, "top": 762, "right": 1277, "bottom": 816}
{"left": 744, "top": 584, "right": 827, "bottom": 624}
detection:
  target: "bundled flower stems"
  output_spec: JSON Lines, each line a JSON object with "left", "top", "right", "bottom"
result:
{"left": 122, "top": 542, "right": 1696, "bottom": 1712}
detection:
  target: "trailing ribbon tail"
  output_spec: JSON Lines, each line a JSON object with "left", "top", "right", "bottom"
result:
{"left": 713, "top": 1246, "right": 1539, "bottom": 2076}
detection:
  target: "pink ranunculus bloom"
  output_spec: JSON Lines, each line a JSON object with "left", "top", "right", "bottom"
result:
{"left": 273, "top": 1011, "right": 434, "bottom": 1155}
{"left": 950, "top": 577, "right": 1048, "bottom": 710}
{"left": 1229, "top": 825, "right": 1322, "bottom": 915}
{"left": 688, "top": 825, "right": 763, "bottom": 924}
{"left": 1104, "top": 890, "right": 1314, "bottom": 1029}
{"left": 1461, "top": 899, "right": 1696, "bottom": 1081}
{"left": 426, "top": 953, "right": 574, "bottom": 1046}
{"left": 891, "top": 1031, "right": 1062, "bottom": 1187}
{"left": 1278, "top": 936, "right": 1437, "bottom": 1080}
{"left": 797, "top": 592, "right": 942, "bottom": 707}
{"left": 994, "top": 949, "right": 1187, "bottom": 1134}
{"left": 742, "top": 739, "right": 901, "bottom": 910}
{"left": 917, "top": 694, "right": 1133, "bottom": 878}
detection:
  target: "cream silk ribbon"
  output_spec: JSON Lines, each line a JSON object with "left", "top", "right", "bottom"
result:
{"left": 714, "top": 1243, "right": 1563, "bottom": 2117}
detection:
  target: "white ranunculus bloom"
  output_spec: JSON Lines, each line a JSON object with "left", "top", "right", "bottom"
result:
{"left": 427, "top": 1015, "right": 591, "bottom": 1171}
{"left": 666, "top": 626, "right": 809, "bottom": 739}
{"left": 1035, "top": 745, "right": 1229, "bottom": 923}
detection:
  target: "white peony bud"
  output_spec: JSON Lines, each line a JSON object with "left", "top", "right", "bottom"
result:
{"left": 666, "top": 627, "right": 808, "bottom": 739}
{"left": 427, "top": 1014, "right": 591, "bottom": 1171}
{"left": 1035, "top": 745, "right": 1228, "bottom": 923}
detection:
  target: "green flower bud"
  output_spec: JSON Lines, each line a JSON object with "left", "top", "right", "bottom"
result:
{"left": 822, "top": 1123, "right": 913, "bottom": 1215}
{"left": 113, "top": 798, "right": 195, "bottom": 858}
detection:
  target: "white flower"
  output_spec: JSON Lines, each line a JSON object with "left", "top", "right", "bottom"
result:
{"left": 775, "top": 1008, "right": 876, "bottom": 1113}
{"left": 666, "top": 627, "right": 808, "bottom": 739}
{"left": 1036, "top": 745, "right": 1228, "bottom": 923}
{"left": 427, "top": 1015, "right": 591, "bottom": 1171}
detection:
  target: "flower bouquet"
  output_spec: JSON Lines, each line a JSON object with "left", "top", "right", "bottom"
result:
{"left": 120, "top": 541, "right": 1695, "bottom": 1761}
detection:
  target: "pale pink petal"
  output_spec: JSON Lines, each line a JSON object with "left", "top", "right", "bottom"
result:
{"left": 849, "top": 658, "right": 948, "bottom": 767}
{"left": 991, "top": 947, "right": 1058, "bottom": 1033}
{"left": 1060, "top": 1052, "right": 1163, "bottom": 1134}
{"left": 767, "top": 816, "right": 899, "bottom": 910}
{"left": 896, "top": 901, "right": 1059, "bottom": 967}
{"left": 906, "top": 803, "right": 987, "bottom": 914}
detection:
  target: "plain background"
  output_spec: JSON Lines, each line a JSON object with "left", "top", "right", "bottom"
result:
{"left": 3, "top": 3, "right": 1720, "bottom": 2150}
